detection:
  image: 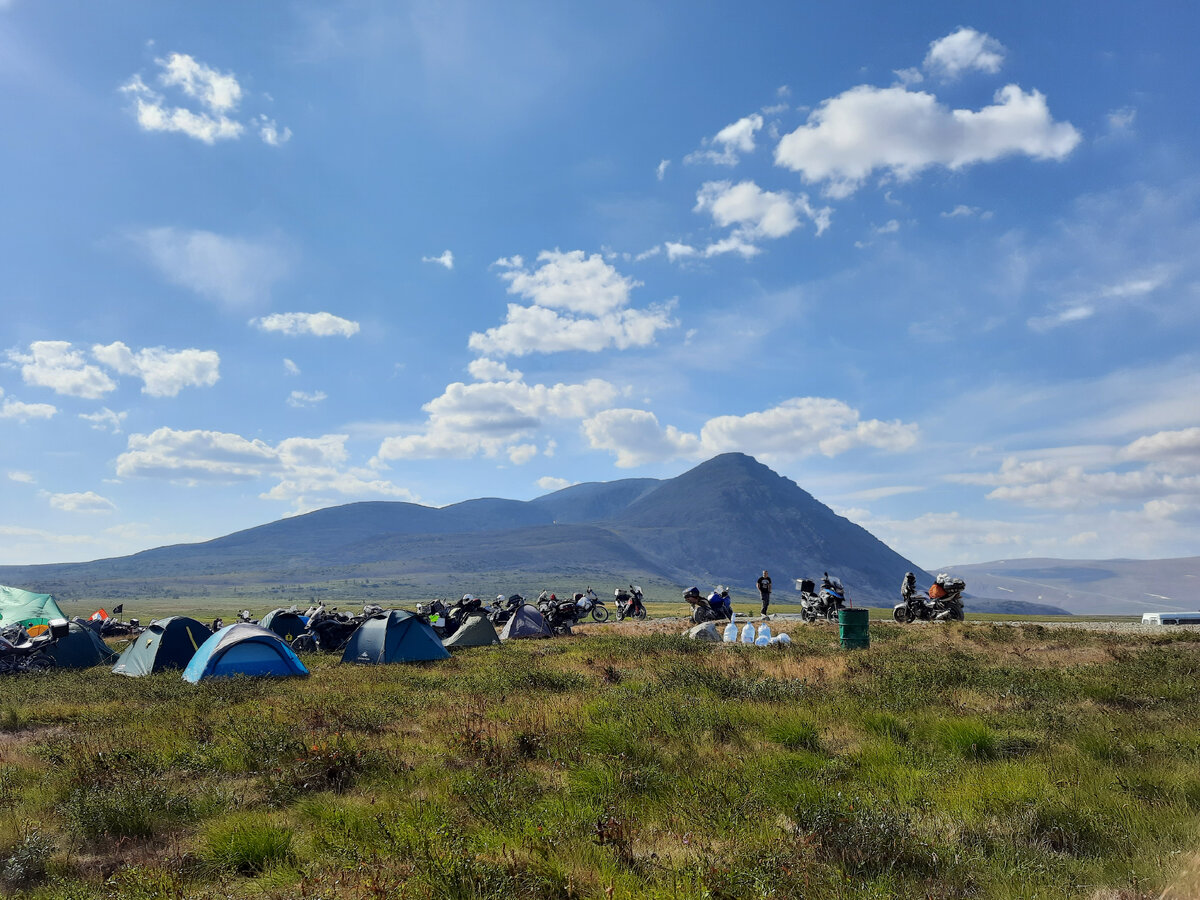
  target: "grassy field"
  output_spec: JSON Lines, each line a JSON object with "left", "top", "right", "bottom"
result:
{"left": 2, "top": 619, "right": 1198, "bottom": 899}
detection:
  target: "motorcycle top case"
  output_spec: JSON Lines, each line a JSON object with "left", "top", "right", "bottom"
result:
{"left": 796, "top": 579, "right": 816, "bottom": 595}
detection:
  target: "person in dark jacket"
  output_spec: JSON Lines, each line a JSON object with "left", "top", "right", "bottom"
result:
{"left": 756, "top": 570, "right": 772, "bottom": 616}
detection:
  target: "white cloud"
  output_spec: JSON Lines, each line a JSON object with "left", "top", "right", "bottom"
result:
{"left": 256, "top": 115, "right": 292, "bottom": 146}
{"left": 923, "top": 27, "right": 1007, "bottom": 80}
{"left": 422, "top": 249, "right": 455, "bottom": 270}
{"left": 287, "top": 390, "right": 327, "bottom": 408}
{"left": 775, "top": 84, "right": 1080, "bottom": 198}
{"left": 132, "top": 227, "right": 289, "bottom": 308}
{"left": 507, "top": 443, "right": 538, "bottom": 465}
{"left": 665, "top": 241, "right": 698, "bottom": 262}
{"left": 47, "top": 491, "right": 116, "bottom": 513}
{"left": 8, "top": 341, "right": 115, "bottom": 399}
{"left": 1121, "top": 427, "right": 1200, "bottom": 469}
{"left": 120, "top": 53, "right": 289, "bottom": 147}
{"left": 1105, "top": 107, "right": 1136, "bottom": 135}
{"left": 536, "top": 475, "right": 575, "bottom": 491}
{"left": 685, "top": 113, "right": 764, "bottom": 166}
{"left": 115, "top": 427, "right": 415, "bottom": 512}
{"left": 941, "top": 204, "right": 991, "bottom": 219}
{"left": 284, "top": 358, "right": 301, "bottom": 376}
{"left": 873, "top": 219, "right": 900, "bottom": 234}
{"left": 8, "top": 471, "right": 35, "bottom": 484}
{"left": 467, "top": 358, "right": 523, "bottom": 382}
{"left": 681, "top": 180, "right": 833, "bottom": 259}
{"left": 252, "top": 311, "right": 360, "bottom": 337}
{"left": 92, "top": 342, "right": 220, "bottom": 397}
{"left": 583, "top": 397, "right": 918, "bottom": 467}
{"left": 1, "top": 397, "right": 58, "bottom": 422}
{"left": 376, "top": 374, "right": 618, "bottom": 462}
{"left": 468, "top": 250, "right": 675, "bottom": 356}
{"left": 1027, "top": 270, "right": 1168, "bottom": 332}
{"left": 79, "top": 407, "right": 127, "bottom": 434}
{"left": 656, "top": 159, "right": 670, "bottom": 181}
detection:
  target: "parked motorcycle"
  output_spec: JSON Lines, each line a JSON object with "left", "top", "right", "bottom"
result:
{"left": 0, "top": 618, "right": 69, "bottom": 674}
{"left": 573, "top": 587, "right": 609, "bottom": 623}
{"left": 894, "top": 573, "right": 965, "bottom": 623}
{"left": 538, "top": 594, "right": 583, "bottom": 635}
{"left": 291, "top": 604, "right": 365, "bottom": 652}
{"left": 488, "top": 594, "right": 526, "bottom": 627}
{"left": 684, "top": 586, "right": 731, "bottom": 625}
{"left": 614, "top": 585, "right": 646, "bottom": 620}
{"left": 797, "top": 573, "right": 849, "bottom": 622}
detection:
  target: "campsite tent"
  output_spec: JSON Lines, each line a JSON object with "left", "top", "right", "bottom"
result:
{"left": 499, "top": 604, "right": 552, "bottom": 640}
{"left": 341, "top": 610, "right": 450, "bottom": 664}
{"left": 48, "top": 621, "right": 119, "bottom": 668}
{"left": 260, "top": 608, "right": 307, "bottom": 644}
{"left": 442, "top": 614, "right": 501, "bottom": 649}
{"left": 0, "top": 585, "right": 67, "bottom": 636}
{"left": 112, "top": 616, "right": 211, "bottom": 677}
{"left": 182, "top": 623, "right": 308, "bottom": 683}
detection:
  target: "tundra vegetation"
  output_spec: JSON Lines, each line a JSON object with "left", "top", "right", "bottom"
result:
{"left": 0, "top": 619, "right": 1197, "bottom": 899}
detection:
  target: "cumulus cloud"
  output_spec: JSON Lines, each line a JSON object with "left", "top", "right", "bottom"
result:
{"left": 685, "top": 113, "right": 764, "bottom": 166}
{"left": 132, "top": 227, "right": 290, "bottom": 308}
{"left": 923, "top": 27, "right": 1007, "bottom": 80}
{"left": 422, "top": 250, "right": 454, "bottom": 270}
{"left": 8, "top": 471, "right": 36, "bottom": 484}
{"left": 508, "top": 443, "right": 538, "bottom": 465}
{"left": 467, "top": 358, "right": 523, "bottom": 382}
{"left": 287, "top": 390, "right": 327, "bottom": 408}
{"left": 376, "top": 374, "right": 618, "bottom": 462}
{"left": 120, "top": 52, "right": 288, "bottom": 146}
{"left": 47, "top": 491, "right": 116, "bottom": 513}
{"left": 8, "top": 341, "right": 115, "bottom": 399}
{"left": 536, "top": 475, "right": 575, "bottom": 491}
{"left": 468, "top": 250, "right": 675, "bottom": 356}
{"left": 92, "top": 342, "right": 220, "bottom": 397}
{"left": 656, "top": 159, "right": 670, "bottom": 181}
{"left": 79, "top": 407, "right": 127, "bottom": 434}
{"left": 116, "top": 427, "right": 415, "bottom": 512}
{"left": 252, "top": 311, "right": 360, "bottom": 337}
{"left": 697, "top": 179, "right": 832, "bottom": 241}
{"left": 1, "top": 397, "right": 58, "bottom": 422}
{"left": 584, "top": 397, "right": 919, "bottom": 467}
{"left": 775, "top": 84, "right": 1080, "bottom": 197}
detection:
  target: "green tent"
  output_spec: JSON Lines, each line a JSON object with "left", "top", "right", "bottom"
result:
{"left": 48, "top": 621, "right": 119, "bottom": 668}
{"left": 0, "top": 585, "right": 66, "bottom": 635}
{"left": 111, "top": 616, "right": 211, "bottom": 677}
{"left": 341, "top": 610, "right": 450, "bottom": 665}
{"left": 443, "top": 614, "right": 501, "bottom": 649}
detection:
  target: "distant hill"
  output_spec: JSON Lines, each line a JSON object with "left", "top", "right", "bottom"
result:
{"left": 0, "top": 453, "right": 929, "bottom": 606}
{"left": 941, "top": 557, "right": 1200, "bottom": 615}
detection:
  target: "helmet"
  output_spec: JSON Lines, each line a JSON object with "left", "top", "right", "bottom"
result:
{"left": 905, "top": 572, "right": 914, "bottom": 580}
{"left": 496, "top": 594, "right": 505, "bottom": 602}
{"left": 462, "top": 594, "right": 474, "bottom": 602}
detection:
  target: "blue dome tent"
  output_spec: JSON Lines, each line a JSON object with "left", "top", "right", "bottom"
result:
{"left": 340, "top": 610, "right": 449, "bottom": 665}
{"left": 182, "top": 623, "right": 309, "bottom": 683}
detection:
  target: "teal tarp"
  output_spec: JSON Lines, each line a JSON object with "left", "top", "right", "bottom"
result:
{"left": 112, "top": 616, "right": 211, "bottom": 677}
{"left": 341, "top": 610, "right": 450, "bottom": 664}
{"left": 0, "top": 585, "right": 66, "bottom": 630}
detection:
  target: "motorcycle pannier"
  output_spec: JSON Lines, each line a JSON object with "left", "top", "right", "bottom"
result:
{"left": 928, "top": 583, "right": 947, "bottom": 600}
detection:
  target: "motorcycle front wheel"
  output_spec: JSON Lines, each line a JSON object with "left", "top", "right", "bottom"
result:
{"left": 633, "top": 606, "right": 647, "bottom": 620}
{"left": 591, "top": 606, "right": 610, "bottom": 623}
{"left": 893, "top": 606, "right": 912, "bottom": 624}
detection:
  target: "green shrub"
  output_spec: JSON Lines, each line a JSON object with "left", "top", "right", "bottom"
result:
{"left": 793, "top": 791, "right": 933, "bottom": 876}
{"left": 202, "top": 817, "right": 295, "bottom": 874}
{"left": 1, "top": 824, "right": 55, "bottom": 887}
{"left": 767, "top": 718, "right": 821, "bottom": 752}
{"left": 937, "top": 719, "right": 998, "bottom": 761}
{"left": 60, "top": 780, "right": 194, "bottom": 840}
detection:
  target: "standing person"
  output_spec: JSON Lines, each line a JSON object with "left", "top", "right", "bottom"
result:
{"left": 756, "top": 570, "right": 772, "bottom": 616}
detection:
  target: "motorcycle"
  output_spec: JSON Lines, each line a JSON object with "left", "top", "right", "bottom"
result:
{"left": 798, "top": 574, "right": 849, "bottom": 622}
{"left": 614, "top": 585, "right": 646, "bottom": 620}
{"left": 572, "top": 587, "right": 609, "bottom": 623}
{"left": 291, "top": 604, "right": 366, "bottom": 652}
{"left": 488, "top": 594, "right": 526, "bottom": 627}
{"left": 894, "top": 573, "right": 965, "bottom": 623}
{"left": 0, "top": 618, "right": 69, "bottom": 675}
{"left": 684, "top": 586, "right": 731, "bottom": 625}
{"left": 538, "top": 594, "right": 583, "bottom": 635}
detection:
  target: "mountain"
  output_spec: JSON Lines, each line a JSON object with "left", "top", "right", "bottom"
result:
{"left": 941, "top": 557, "right": 1200, "bottom": 615}
{"left": 0, "top": 453, "right": 930, "bottom": 606}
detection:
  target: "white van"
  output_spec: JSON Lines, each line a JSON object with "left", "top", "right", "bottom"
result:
{"left": 1141, "top": 611, "right": 1200, "bottom": 626}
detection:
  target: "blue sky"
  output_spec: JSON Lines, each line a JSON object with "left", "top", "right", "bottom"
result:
{"left": 2, "top": 1, "right": 1199, "bottom": 568}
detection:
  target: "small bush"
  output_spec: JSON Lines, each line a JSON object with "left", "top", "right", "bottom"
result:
{"left": 1, "top": 824, "right": 55, "bottom": 887}
{"left": 203, "top": 818, "right": 295, "bottom": 875}
{"left": 60, "top": 780, "right": 194, "bottom": 840}
{"left": 793, "top": 791, "right": 932, "bottom": 876}
{"left": 768, "top": 718, "right": 821, "bottom": 753}
{"left": 937, "top": 719, "right": 998, "bottom": 761}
